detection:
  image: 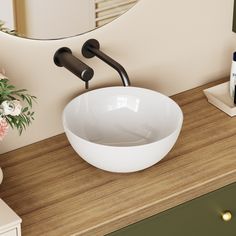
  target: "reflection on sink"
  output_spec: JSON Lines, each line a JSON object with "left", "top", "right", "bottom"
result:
{"left": 63, "top": 87, "right": 183, "bottom": 173}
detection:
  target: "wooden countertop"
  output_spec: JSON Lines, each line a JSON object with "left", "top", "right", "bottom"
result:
{"left": 1, "top": 78, "right": 236, "bottom": 236}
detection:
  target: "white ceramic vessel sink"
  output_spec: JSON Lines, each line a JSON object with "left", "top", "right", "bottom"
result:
{"left": 63, "top": 87, "right": 183, "bottom": 173}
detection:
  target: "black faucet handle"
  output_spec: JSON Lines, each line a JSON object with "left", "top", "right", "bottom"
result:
{"left": 54, "top": 47, "right": 94, "bottom": 82}
{"left": 85, "top": 81, "right": 89, "bottom": 90}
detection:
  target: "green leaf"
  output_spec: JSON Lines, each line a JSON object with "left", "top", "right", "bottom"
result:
{"left": 22, "top": 107, "right": 28, "bottom": 113}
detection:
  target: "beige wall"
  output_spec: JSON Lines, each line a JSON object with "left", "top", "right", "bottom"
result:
{"left": 0, "top": 0, "right": 236, "bottom": 154}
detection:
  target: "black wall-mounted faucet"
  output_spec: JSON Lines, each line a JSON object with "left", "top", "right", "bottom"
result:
{"left": 82, "top": 39, "right": 131, "bottom": 87}
{"left": 54, "top": 47, "right": 93, "bottom": 89}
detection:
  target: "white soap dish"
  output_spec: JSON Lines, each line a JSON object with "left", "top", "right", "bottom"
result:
{"left": 203, "top": 81, "right": 236, "bottom": 117}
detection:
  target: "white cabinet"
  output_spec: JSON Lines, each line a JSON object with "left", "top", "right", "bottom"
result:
{"left": 0, "top": 199, "right": 22, "bottom": 236}
{"left": 1, "top": 229, "right": 17, "bottom": 236}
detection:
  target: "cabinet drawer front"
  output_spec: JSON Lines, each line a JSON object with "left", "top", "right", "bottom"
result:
{"left": 108, "top": 182, "right": 236, "bottom": 236}
{"left": 0, "top": 229, "right": 17, "bottom": 236}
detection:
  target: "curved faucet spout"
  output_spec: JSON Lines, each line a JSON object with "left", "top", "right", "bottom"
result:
{"left": 82, "top": 39, "right": 131, "bottom": 87}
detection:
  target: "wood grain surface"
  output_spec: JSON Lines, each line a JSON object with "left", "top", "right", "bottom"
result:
{"left": 1, "top": 78, "right": 236, "bottom": 236}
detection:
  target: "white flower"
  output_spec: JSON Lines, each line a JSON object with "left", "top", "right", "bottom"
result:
{"left": 0, "top": 107, "right": 5, "bottom": 123}
{"left": 0, "top": 73, "right": 7, "bottom": 80}
{"left": 1, "top": 100, "right": 22, "bottom": 116}
{"left": 0, "top": 107, "right": 3, "bottom": 116}
{"left": 0, "top": 69, "right": 6, "bottom": 80}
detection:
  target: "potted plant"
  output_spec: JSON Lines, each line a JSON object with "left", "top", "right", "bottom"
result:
{"left": 0, "top": 70, "right": 36, "bottom": 183}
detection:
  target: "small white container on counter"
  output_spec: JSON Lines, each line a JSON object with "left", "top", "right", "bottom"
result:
{"left": 203, "top": 81, "right": 236, "bottom": 117}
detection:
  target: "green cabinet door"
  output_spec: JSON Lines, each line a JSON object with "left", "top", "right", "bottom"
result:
{"left": 107, "top": 182, "right": 236, "bottom": 236}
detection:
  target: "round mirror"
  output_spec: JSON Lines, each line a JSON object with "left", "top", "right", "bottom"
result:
{"left": 0, "top": 0, "right": 138, "bottom": 40}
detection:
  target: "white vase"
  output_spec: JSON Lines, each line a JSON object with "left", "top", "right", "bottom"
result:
{"left": 0, "top": 167, "right": 3, "bottom": 184}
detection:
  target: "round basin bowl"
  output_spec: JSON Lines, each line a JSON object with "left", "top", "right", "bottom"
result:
{"left": 63, "top": 87, "right": 183, "bottom": 173}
